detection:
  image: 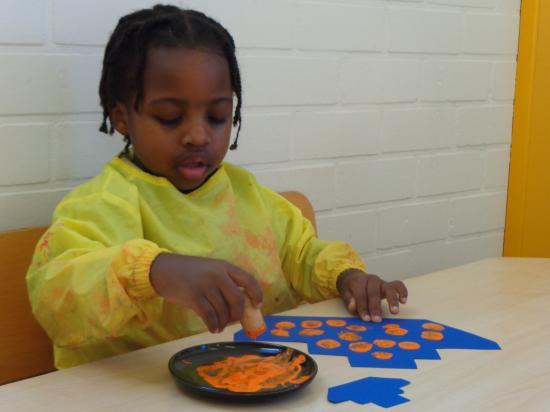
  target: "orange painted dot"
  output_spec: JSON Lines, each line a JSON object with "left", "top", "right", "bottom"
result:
{"left": 421, "top": 331, "right": 444, "bottom": 341}
{"left": 275, "top": 321, "right": 296, "bottom": 330}
{"left": 301, "top": 320, "right": 323, "bottom": 329}
{"left": 316, "top": 339, "right": 341, "bottom": 349}
{"left": 373, "top": 339, "right": 396, "bottom": 348}
{"left": 299, "top": 328, "right": 324, "bottom": 336}
{"left": 385, "top": 328, "right": 408, "bottom": 336}
{"left": 270, "top": 329, "right": 289, "bottom": 337}
{"left": 372, "top": 351, "right": 393, "bottom": 360}
{"left": 326, "top": 319, "right": 347, "bottom": 327}
{"left": 348, "top": 342, "right": 373, "bottom": 353}
{"left": 422, "top": 323, "right": 445, "bottom": 331}
{"left": 398, "top": 341, "right": 421, "bottom": 350}
{"left": 338, "top": 331, "right": 362, "bottom": 342}
{"left": 383, "top": 323, "right": 400, "bottom": 329}
{"left": 346, "top": 325, "right": 367, "bottom": 332}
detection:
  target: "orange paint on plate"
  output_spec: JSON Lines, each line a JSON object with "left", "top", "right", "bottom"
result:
{"left": 275, "top": 321, "right": 296, "bottom": 330}
{"left": 338, "top": 331, "right": 362, "bottom": 342}
{"left": 398, "top": 341, "right": 421, "bottom": 350}
{"left": 348, "top": 342, "right": 373, "bottom": 353}
{"left": 422, "top": 323, "right": 445, "bottom": 331}
{"left": 301, "top": 320, "right": 323, "bottom": 329}
{"left": 270, "top": 328, "right": 290, "bottom": 337}
{"left": 421, "top": 331, "right": 444, "bottom": 341}
{"left": 299, "top": 328, "right": 324, "bottom": 336}
{"left": 385, "top": 328, "right": 408, "bottom": 336}
{"left": 315, "top": 339, "right": 341, "bottom": 349}
{"left": 383, "top": 324, "right": 400, "bottom": 329}
{"left": 371, "top": 351, "right": 393, "bottom": 360}
{"left": 373, "top": 339, "right": 396, "bottom": 348}
{"left": 346, "top": 325, "right": 367, "bottom": 332}
{"left": 326, "top": 319, "right": 347, "bottom": 327}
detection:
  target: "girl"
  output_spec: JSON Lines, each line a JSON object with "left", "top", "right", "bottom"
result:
{"left": 26, "top": 4, "right": 407, "bottom": 369}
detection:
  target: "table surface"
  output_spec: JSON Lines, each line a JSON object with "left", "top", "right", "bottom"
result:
{"left": 1, "top": 257, "right": 549, "bottom": 411}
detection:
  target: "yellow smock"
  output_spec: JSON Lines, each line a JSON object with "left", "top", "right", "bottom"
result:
{"left": 26, "top": 156, "right": 365, "bottom": 369}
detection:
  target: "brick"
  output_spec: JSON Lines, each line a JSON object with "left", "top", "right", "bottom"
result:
{"left": 295, "top": 3, "right": 384, "bottom": 51}
{"left": 382, "top": 108, "right": 454, "bottom": 153}
{"left": 0, "top": 124, "right": 50, "bottom": 185}
{"left": 417, "top": 152, "right": 483, "bottom": 196}
{"left": 0, "top": 54, "right": 101, "bottom": 115}
{"left": 493, "top": 61, "right": 517, "bottom": 101}
{"left": 0, "top": 0, "right": 46, "bottom": 45}
{"left": 252, "top": 165, "right": 335, "bottom": 211}
{"left": 457, "top": 105, "right": 513, "bottom": 146}
{"left": 443, "top": 233, "right": 503, "bottom": 268}
{"left": 317, "top": 211, "right": 377, "bottom": 254}
{"left": 422, "top": 60, "right": 492, "bottom": 102}
{"left": 450, "top": 192, "right": 507, "bottom": 235}
{"left": 388, "top": 8, "right": 461, "bottom": 53}
{"left": 55, "top": 122, "right": 124, "bottom": 180}
{"left": 496, "top": 0, "right": 522, "bottom": 11}
{"left": 427, "top": 0, "right": 494, "bottom": 8}
{"left": 485, "top": 149, "right": 510, "bottom": 188}
{"left": 292, "top": 110, "right": 380, "bottom": 160}
{"left": 336, "top": 158, "right": 415, "bottom": 207}
{"left": 361, "top": 250, "right": 412, "bottom": 281}
{"left": 463, "top": 14, "right": 520, "bottom": 55}
{"left": 378, "top": 201, "right": 449, "bottom": 248}
{"left": 225, "top": 113, "right": 291, "bottom": 166}
{"left": 341, "top": 58, "right": 420, "bottom": 104}
{"left": 241, "top": 56, "right": 339, "bottom": 106}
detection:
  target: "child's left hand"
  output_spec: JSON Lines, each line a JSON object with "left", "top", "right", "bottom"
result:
{"left": 337, "top": 269, "right": 408, "bottom": 323}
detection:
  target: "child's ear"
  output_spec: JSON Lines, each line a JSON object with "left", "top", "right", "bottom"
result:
{"left": 110, "top": 103, "right": 129, "bottom": 136}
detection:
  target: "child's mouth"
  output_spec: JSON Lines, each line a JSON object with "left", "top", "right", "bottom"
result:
{"left": 177, "top": 162, "right": 208, "bottom": 181}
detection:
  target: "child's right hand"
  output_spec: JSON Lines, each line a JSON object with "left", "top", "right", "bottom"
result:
{"left": 149, "top": 253, "right": 263, "bottom": 334}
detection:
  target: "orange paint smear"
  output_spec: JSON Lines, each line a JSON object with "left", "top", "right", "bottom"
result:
{"left": 422, "top": 323, "right": 445, "bottom": 331}
{"left": 346, "top": 325, "right": 367, "bottom": 332}
{"left": 385, "top": 328, "right": 408, "bottom": 336}
{"left": 398, "top": 341, "right": 421, "bottom": 350}
{"left": 348, "top": 342, "right": 373, "bottom": 353}
{"left": 271, "top": 329, "right": 290, "bottom": 337}
{"left": 372, "top": 351, "right": 393, "bottom": 360}
{"left": 383, "top": 323, "right": 400, "bottom": 329}
{"left": 373, "top": 339, "right": 396, "bottom": 348}
{"left": 421, "top": 331, "right": 444, "bottom": 341}
{"left": 338, "top": 331, "right": 362, "bottom": 342}
{"left": 301, "top": 320, "right": 323, "bottom": 329}
{"left": 326, "top": 319, "right": 347, "bottom": 327}
{"left": 245, "top": 324, "right": 267, "bottom": 340}
{"left": 196, "top": 349, "right": 309, "bottom": 393}
{"left": 275, "top": 321, "right": 296, "bottom": 330}
{"left": 299, "top": 328, "right": 324, "bottom": 336}
{"left": 315, "top": 339, "right": 341, "bottom": 349}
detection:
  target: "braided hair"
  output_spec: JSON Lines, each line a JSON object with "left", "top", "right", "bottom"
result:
{"left": 98, "top": 4, "right": 243, "bottom": 150}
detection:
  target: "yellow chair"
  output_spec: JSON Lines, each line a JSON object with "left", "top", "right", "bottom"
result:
{"left": 0, "top": 191, "right": 315, "bottom": 384}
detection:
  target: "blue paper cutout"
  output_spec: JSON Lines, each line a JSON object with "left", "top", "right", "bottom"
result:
{"left": 234, "top": 316, "right": 500, "bottom": 369}
{"left": 328, "top": 377, "right": 410, "bottom": 408}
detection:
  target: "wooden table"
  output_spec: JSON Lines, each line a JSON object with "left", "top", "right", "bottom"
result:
{"left": 1, "top": 257, "right": 549, "bottom": 411}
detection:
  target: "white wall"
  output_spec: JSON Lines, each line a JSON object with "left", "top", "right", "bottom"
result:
{"left": 0, "top": 0, "right": 520, "bottom": 280}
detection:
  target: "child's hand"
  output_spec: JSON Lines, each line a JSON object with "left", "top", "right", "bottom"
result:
{"left": 337, "top": 269, "right": 408, "bottom": 323}
{"left": 149, "top": 253, "right": 263, "bottom": 333}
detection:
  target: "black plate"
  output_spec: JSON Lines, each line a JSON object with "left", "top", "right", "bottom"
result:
{"left": 168, "top": 341, "right": 317, "bottom": 400}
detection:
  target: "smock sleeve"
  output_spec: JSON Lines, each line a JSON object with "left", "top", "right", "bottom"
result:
{"left": 26, "top": 191, "right": 166, "bottom": 350}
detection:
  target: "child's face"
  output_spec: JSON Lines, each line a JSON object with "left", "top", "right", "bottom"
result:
{"left": 112, "top": 47, "right": 234, "bottom": 192}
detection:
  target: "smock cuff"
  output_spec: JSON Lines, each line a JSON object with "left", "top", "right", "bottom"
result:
{"left": 130, "top": 247, "right": 167, "bottom": 300}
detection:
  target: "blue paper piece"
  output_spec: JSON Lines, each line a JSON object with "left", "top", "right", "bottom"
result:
{"left": 328, "top": 377, "right": 410, "bottom": 408}
{"left": 233, "top": 315, "right": 500, "bottom": 370}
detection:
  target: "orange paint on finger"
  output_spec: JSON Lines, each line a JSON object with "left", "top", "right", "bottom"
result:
{"left": 422, "top": 323, "right": 445, "bottom": 331}
{"left": 398, "top": 341, "right": 421, "bottom": 350}
{"left": 348, "top": 342, "right": 373, "bottom": 353}
{"left": 346, "top": 325, "right": 367, "bottom": 332}
{"left": 373, "top": 339, "right": 396, "bottom": 348}
{"left": 372, "top": 351, "right": 393, "bottom": 360}
{"left": 270, "top": 328, "right": 289, "bottom": 337}
{"left": 299, "top": 328, "right": 324, "bottom": 336}
{"left": 421, "top": 331, "right": 444, "bottom": 341}
{"left": 301, "top": 320, "right": 323, "bottom": 329}
{"left": 315, "top": 339, "right": 341, "bottom": 349}
{"left": 338, "top": 331, "right": 362, "bottom": 342}
{"left": 326, "top": 319, "right": 347, "bottom": 327}
{"left": 385, "top": 328, "right": 408, "bottom": 336}
{"left": 275, "top": 321, "right": 296, "bottom": 330}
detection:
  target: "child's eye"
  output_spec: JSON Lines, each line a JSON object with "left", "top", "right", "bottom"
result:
{"left": 155, "top": 116, "right": 182, "bottom": 127}
{"left": 208, "top": 116, "right": 227, "bottom": 125}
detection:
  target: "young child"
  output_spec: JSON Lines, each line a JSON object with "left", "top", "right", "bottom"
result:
{"left": 26, "top": 4, "right": 407, "bottom": 369}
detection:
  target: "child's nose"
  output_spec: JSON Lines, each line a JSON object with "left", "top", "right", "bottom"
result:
{"left": 181, "top": 122, "right": 211, "bottom": 146}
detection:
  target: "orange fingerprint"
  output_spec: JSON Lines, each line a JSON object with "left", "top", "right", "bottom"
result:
{"left": 398, "top": 341, "right": 421, "bottom": 350}
{"left": 348, "top": 342, "right": 373, "bottom": 353}
{"left": 271, "top": 328, "right": 289, "bottom": 337}
{"left": 373, "top": 339, "right": 396, "bottom": 348}
{"left": 316, "top": 339, "right": 341, "bottom": 349}
{"left": 338, "top": 331, "right": 362, "bottom": 342}
{"left": 385, "top": 328, "right": 408, "bottom": 336}
{"left": 299, "top": 328, "right": 325, "bottom": 336}
{"left": 422, "top": 323, "right": 445, "bottom": 331}
{"left": 301, "top": 320, "right": 323, "bottom": 329}
{"left": 326, "top": 319, "right": 347, "bottom": 327}
{"left": 383, "top": 323, "right": 400, "bottom": 329}
{"left": 346, "top": 325, "right": 367, "bottom": 332}
{"left": 372, "top": 351, "right": 393, "bottom": 360}
{"left": 196, "top": 349, "right": 309, "bottom": 393}
{"left": 275, "top": 321, "right": 296, "bottom": 330}
{"left": 421, "top": 331, "right": 444, "bottom": 341}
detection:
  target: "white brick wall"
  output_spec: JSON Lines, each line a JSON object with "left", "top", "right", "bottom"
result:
{"left": 0, "top": 0, "right": 519, "bottom": 280}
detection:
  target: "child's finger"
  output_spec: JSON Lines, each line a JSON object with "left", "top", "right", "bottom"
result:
{"left": 195, "top": 298, "right": 220, "bottom": 333}
{"left": 352, "top": 282, "right": 370, "bottom": 322}
{"left": 367, "top": 277, "right": 382, "bottom": 322}
{"left": 340, "top": 288, "right": 356, "bottom": 314}
{"left": 384, "top": 286, "right": 400, "bottom": 314}
{"left": 393, "top": 281, "right": 408, "bottom": 304}
{"left": 227, "top": 265, "right": 263, "bottom": 308}
{"left": 206, "top": 289, "right": 230, "bottom": 331}
{"left": 219, "top": 282, "right": 245, "bottom": 323}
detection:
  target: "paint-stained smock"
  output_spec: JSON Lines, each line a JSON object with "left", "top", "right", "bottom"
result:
{"left": 26, "top": 156, "right": 365, "bottom": 369}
